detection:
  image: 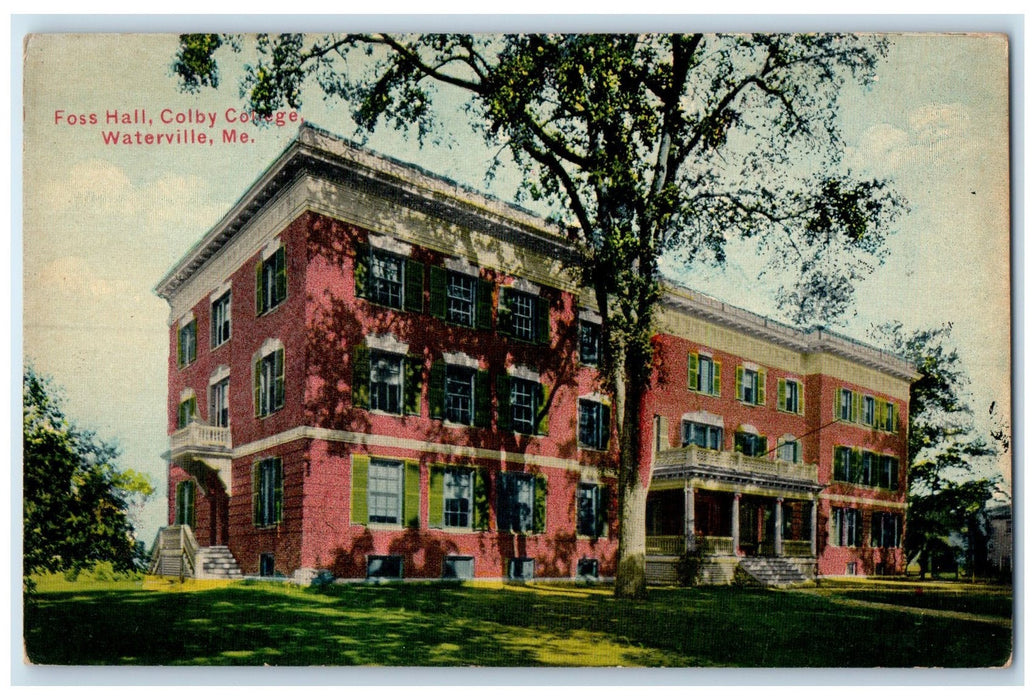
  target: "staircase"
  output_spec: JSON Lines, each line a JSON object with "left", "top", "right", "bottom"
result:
{"left": 738, "top": 557, "right": 810, "bottom": 587}
{"left": 149, "top": 525, "right": 198, "bottom": 578}
{"left": 196, "top": 545, "right": 244, "bottom": 579}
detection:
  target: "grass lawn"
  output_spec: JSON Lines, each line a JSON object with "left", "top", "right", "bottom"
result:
{"left": 23, "top": 576, "right": 1012, "bottom": 667}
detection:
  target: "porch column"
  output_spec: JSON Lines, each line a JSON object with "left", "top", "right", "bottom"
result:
{"left": 732, "top": 492, "right": 741, "bottom": 557}
{"left": 684, "top": 483, "right": 696, "bottom": 552}
{"left": 810, "top": 498, "right": 818, "bottom": 556}
{"left": 774, "top": 497, "right": 784, "bottom": 557}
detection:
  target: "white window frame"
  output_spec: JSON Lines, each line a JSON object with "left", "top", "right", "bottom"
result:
{"left": 579, "top": 319, "right": 601, "bottom": 366}
{"left": 741, "top": 368, "right": 759, "bottom": 403}
{"left": 369, "top": 351, "right": 404, "bottom": 415}
{"left": 444, "top": 365, "right": 476, "bottom": 426}
{"left": 443, "top": 467, "right": 473, "bottom": 528}
{"left": 697, "top": 355, "right": 716, "bottom": 394}
{"left": 784, "top": 379, "right": 800, "bottom": 413}
{"left": 578, "top": 399, "right": 609, "bottom": 450}
{"left": 576, "top": 483, "right": 602, "bottom": 537}
{"left": 369, "top": 248, "right": 405, "bottom": 309}
{"left": 510, "top": 377, "right": 539, "bottom": 435}
{"left": 367, "top": 459, "right": 403, "bottom": 525}
{"left": 510, "top": 289, "right": 537, "bottom": 342}
{"left": 211, "top": 290, "right": 231, "bottom": 348}
{"left": 446, "top": 271, "right": 476, "bottom": 327}
{"left": 863, "top": 395, "right": 876, "bottom": 426}
{"left": 840, "top": 388, "right": 853, "bottom": 421}
{"left": 210, "top": 376, "right": 230, "bottom": 428}
{"left": 682, "top": 421, "right": 724, "bottom": 450}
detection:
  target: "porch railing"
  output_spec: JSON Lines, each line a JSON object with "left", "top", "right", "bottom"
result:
{"left": 699, "top": 536, "right": 735, "bottom": 556}
{"left": 646, "top": 535, "right": 685, "bottom": 556}
{"left": 654, "top": 444, "right": 818, "bottom": 484}
{"left": 782, "top": 539, "right": 813, "bottom": 558}
{"left": 149, "top": 524, "right": 198, "bottom": 579}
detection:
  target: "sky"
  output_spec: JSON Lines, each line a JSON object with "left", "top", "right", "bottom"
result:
{"left": 19, "top": 31, "right": 1012, "bottom": 544}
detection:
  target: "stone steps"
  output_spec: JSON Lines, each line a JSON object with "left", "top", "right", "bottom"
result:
{"left": 738, "top": 557, "right": 810, "bottom": 587}
{"left": 197, "top": 546, "right": 243, "bottom": 579}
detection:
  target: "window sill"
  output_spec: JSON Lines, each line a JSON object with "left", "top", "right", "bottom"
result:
{"left": 360, "top": 523, "right": 406, "bottom": 532}
{"left": 256, "top": 407, "right": 285, "bottom": 420}
{"left": 257, "top": 299, "right": 288, "bottom": 318}
{"left": 578, "top": 445, "right": 608, "bottom": 453}
{"left": 211, "top": 339, "right": 230, "bottom": 351}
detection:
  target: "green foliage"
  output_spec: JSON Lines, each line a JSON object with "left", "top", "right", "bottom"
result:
{"left": 871, "top": 323, "right": 1001, "bottom": 577}
{"left": 23, "top": 367, "right": 154, "bottom": 583}
{"left": 731, "top": 563, "right": 760, "bottom": 588}
{"left": 675, "top": 547, "right": 704, "bottom": 586}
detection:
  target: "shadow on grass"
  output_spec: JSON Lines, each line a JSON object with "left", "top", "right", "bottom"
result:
{"left": 24, "top": 582, "right": 1013, "bottom": 667}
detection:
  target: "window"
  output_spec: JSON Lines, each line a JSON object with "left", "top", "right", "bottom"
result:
{"left": 252, "top": 457, "right": 283, "bottom": 527}
{"left": 689, "top": 353, "right": 721, "bottom": 396}
{"left": 175, "top": 480, "right": 195, "bottom": 527}
{"left": 445, "top": 271, "right": 476, "bottom": 326}
{"left": 778, "top": 378, "right": 802, "bottom": 414}
{"left": 882, "top": 400, "right": 898, "bottom": 432}
{"left": 443, "top": 467, "right": 472, "bottom": 528}
{"left": 509, "top": 557, "right": 535, "bottom": 580}
{"left": 177, "top": 395, "right": 197, "bottom": 429}
{"left": 511, "top": 377, "right": 540, "bottom": 435}
{"left": 442, "top": 556, "right": 475, "bottom": 580}
{"left": 259, "top": 553, "right": 275, "bottom": 577}
{"left": 861, "top": 451, "right": 878, "bottom": 486}
{"left": 777, "top": 439, "right": 801, "bottom": 463}
{"left": 444, "top": 366, "right": 475, "bottom": 425}
{"left": 577, "top": 483, "right": 607, "bottom": 537}
{"left": 577, "top": 558, "right": 599, "bottom": 578}
{"left": 871, "top": 512, "right": 901, "bottom": 548}
{"left": 879, "top": 455, "right": 900, "bottom": 490}
{"left": 370, "top": 248, "right": 405, "bottom": 309}
{"left": 210, "top": 377, "right": 229, "bottom": 428}
{"left": 737, "top": 366, "right": 766, "bottom": 405}
{"left": 254, "top": 346, "right": 284, "bottom": 417}
{"left": 499, "top": 287, "right": 549, "bottom": 344}
{"left": 682, "top": 421, "right": 723, "bottom": 450}
{"left": 578, "top": 400, "right": 610, "bottom": 450}
{"left": 863, "top": 396, "right": 876, "bottom": 426}
{"left": 211, "top": 291, "right": 231, "bottom": 347}
{"left": 351, "top": 456, "right": 420, "bottom": 528}
{"left": 734, "top": 432, "right": 766, "bottom": 457}
{"left": 831, "top": 506, "right": 862, "bottom": 547}
{"left": 367, "top": 555, "right": 403, "bottom": 579}
{"left": 256, "top": 246, "right": 287, "bottom": 314}
{"left": 368, "top": 459, "right": 403, "bottom": 524}
{"left": 579, "top": 320, "right": 601, "bottom": 366}
{"left": 497, "top": 472, "right": 546, "bottom": 533}
{"left": 370, "top": 351, "right": 404, "bottom": 414}
{"left": 834, "top": 446, "right": 853, "bottom": 482}
{"left": 839, "top": 388, "right": 854, "bottom": 421}
{"left": 177, "top": 319, "right": 197, "bottom": 368}
{"left": 510, "top": 289, "right": 536, "bottom": 342}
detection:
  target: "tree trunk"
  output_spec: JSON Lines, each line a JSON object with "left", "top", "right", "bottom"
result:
{"left": 613, "top": 365, "right": 650, "bottom": 599}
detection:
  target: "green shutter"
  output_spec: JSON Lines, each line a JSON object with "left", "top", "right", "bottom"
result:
{"left": 600, "top": 403, "right": 611, "bottom": 450}
{"left": 473, "top": 468, "right": 490, "bottom": 531}
{"left": 537, "top": 296, "right": 551, "bottom": 345}
{"left": 757, "top": 369, "right": 766, "bottom": 405}
{"left": 429, "top": 360, "right": 446, "bottom": 420}
{"left": 876, "top": 399, "right": 886, "bottom": 429}
{"left": 176, "top": 326, "right": 183, "bottom": 367}
{"left": 687, "top": 353, "right": 698, "bottom": 391}
{"left": 835, "top": 387, "right": 842, "bottom": 420}
{"left": 596, "top": 484, "right": 610, "bottom": 537}
{"left": 404, "top": 259, "right": 424, "bottom": 313}
{"left": 354, "top": 243, "right": 370, "bottom": 299}
{"left": 252, "top": 462, "right": 261, "bottom": 526}
{"left": 712, "top": 360, "right": 721, "bottom": 396}
{"left": 404, "top": 460, "right": 420, "bottom": 528}
{"left": 496, "top": 374, "right": 511, "bottom": 432}
{"left": 778, "top": 378, "right": 787, "bottom": 411}
{"left": 429, "top": 265, "right": 447, "bottom": 319}
{"left": 255, "top": 259, "right": 264, "bottom": 314}
{"left": 351, "top": 455, "right": 370, "bottom": 524}
{"left": 533, "top": 474, "right": 548, "bottom": 533}
{"left": 274, "top": 348, "right": 285, "bottom": 410}
{"left": 474, "top": 370, "right": 491, "bottom": 428}
{"left": 798, "top": 382, "right": 805, "bottom": 415}
{"left": 476, "top": 279, "right": 493, "bottom": 330}
{"left": 273, "top": 458, "right": 283, "bottom": 523}
{"left": 274, "top": 246, "right": 287, "bottom": 303}
{"left": 889, "top": 403, "right": 898, "bottom": 433}
{"left": 735, "top": 366, "right": 744, "bottom": 401}
{"left": 536, "top": 382, "right": 550, "bottom": 436}
{"left": 851, "top": 449, "right": 863, "bottom": 484}
{"left": 351, "top": 346, "right": 370, "bottom": 409}
{"left": 428, "top": 465, "right": 445, "bottom": 528}
{"left": 497, "top": 288, "right": 512, "bottom": 336}
{"left": 852, "top": 391, "right": 862, "bottom": 423}
{"left": 496, "top": 472, "right": 512, "bottom": 531}
{"left": 253, "top": 356, "right": 262, "bottom": 417}
{"left": 404, "top": 355, "right": 423, "bottom": 416}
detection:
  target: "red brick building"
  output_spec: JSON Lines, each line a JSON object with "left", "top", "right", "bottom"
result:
{"left": 154, "top": 124, "right": 913, "bottom": 583}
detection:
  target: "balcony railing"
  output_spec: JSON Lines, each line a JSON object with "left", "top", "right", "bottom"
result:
{"left": 699, "top": 536, "right": 735, "bottom": 556}
{"left": 170, "top": 422, "right": 232, "bottom": 456}
{"left": 646, "top": 535, "right": 685, "bottom": 556}
{"left": 782, "top": 539, "right": 813, "bottom": 558}
{"left": 654, "top": 445, "right": 818, "bottom": 484}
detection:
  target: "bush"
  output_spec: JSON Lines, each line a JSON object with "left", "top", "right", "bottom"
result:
{"left": 676, "top": 548, "right": 704, "bottom": 586}
{"left": 731, "top": 563, "right": 759, "bottom": 588}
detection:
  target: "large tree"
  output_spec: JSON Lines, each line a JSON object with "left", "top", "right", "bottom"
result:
{"left": 23, "top": 367, "right": 153, "bottom": 588}
{"left": 872, "top": 323, "right": 1001, "bottom": 578}
{"left": 175, "top": 33, "right": 903, "bottom": 597}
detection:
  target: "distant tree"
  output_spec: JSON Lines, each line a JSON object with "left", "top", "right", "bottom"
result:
{"left": 872, "top": 323, "right": 1001, "bottom": 578}
{"left": 23, "top": 367, "right": 153, "bottom": 590}
{"left": 175, "top": 33, "right": 904, "bottom": 597}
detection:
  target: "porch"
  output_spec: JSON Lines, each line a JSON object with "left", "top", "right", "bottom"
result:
{"left": 646, "top": 444, "right": 823, "bottom": 585}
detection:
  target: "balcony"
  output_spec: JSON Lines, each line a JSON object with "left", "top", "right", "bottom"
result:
{"left": 168, "top": 421, "right": 233, "bottom": 495}
{"left": 653, "top": 445, "right": 819, "bottom": 489}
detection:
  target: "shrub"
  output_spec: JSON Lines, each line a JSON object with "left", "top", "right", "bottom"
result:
{"left": 676, "top": 548, "right": 704, "bottom": 586}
